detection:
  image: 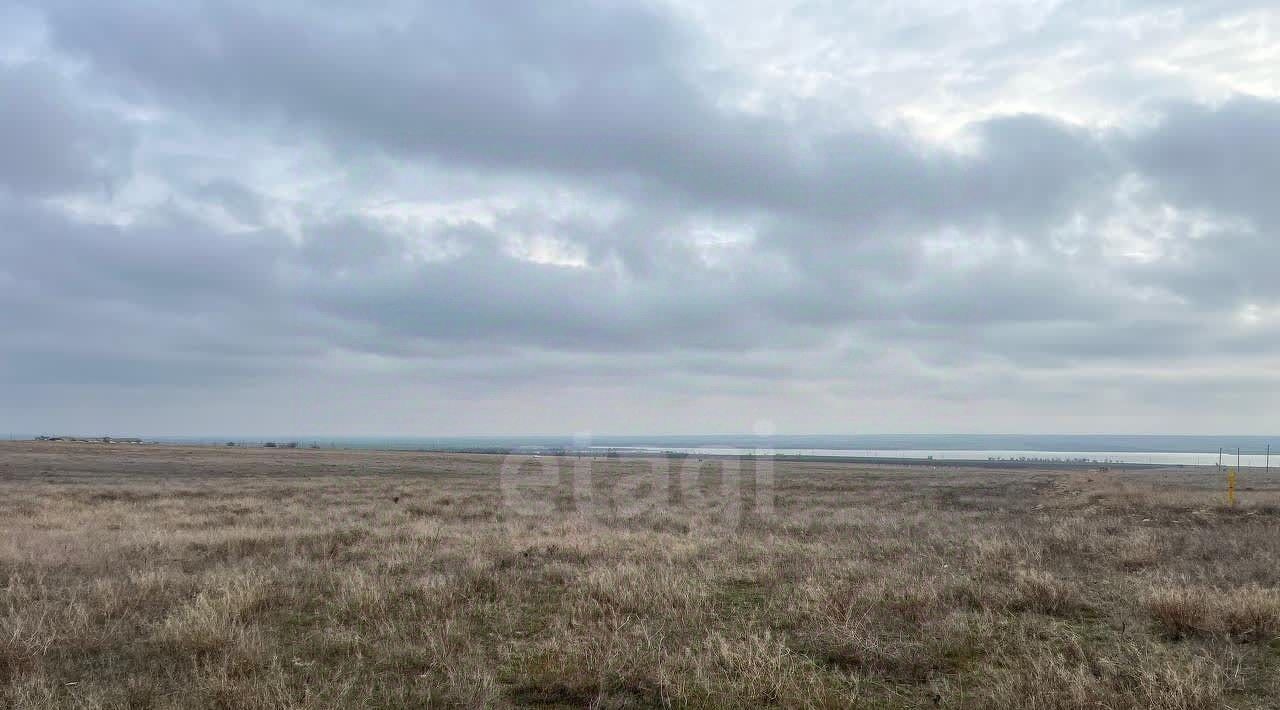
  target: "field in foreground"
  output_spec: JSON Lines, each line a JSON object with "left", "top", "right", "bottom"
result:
{"left": 2, "top": 443, "right": 1279, "bottom": 709}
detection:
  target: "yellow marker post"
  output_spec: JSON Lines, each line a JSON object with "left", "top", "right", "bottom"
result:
{"left": 1227, "top": 468, "right": 1237, "bottom": 506}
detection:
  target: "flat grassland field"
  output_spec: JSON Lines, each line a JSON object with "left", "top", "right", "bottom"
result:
{"left": 2, "top": 443, "right": 1279, "bottom": 709}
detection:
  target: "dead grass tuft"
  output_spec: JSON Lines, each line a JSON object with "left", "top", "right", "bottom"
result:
{"left": 1147, "top": 583, "right": 1280, "bottom": 643}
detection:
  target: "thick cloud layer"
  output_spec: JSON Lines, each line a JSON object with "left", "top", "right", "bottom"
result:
{"left": 2, "top": 0, "right": 1278, "bottom": 435}
{"left": 0, "top": 61, "right": 132, "bottom": 195}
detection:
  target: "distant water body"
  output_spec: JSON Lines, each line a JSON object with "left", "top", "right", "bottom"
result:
{"left": 590, "top": 447, "right": 1271, "bottom": 467}
{"left": 152, "top": 434, "right": 1276, "bottom": 467}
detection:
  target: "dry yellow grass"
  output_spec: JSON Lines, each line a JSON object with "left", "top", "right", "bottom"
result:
{"left": 2, "top": 442, "right": 1279, "bottom": 708}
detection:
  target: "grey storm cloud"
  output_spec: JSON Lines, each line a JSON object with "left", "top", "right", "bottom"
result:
{"left": 35, "top": 0, "right": 1112, "bottom": 230}
{"left": 2, "top": 0, "right": 1279, "bottom": 434}
{"left": 0, "top": 60, "right": 132, "bottom": 195}
{"left": 1130, "top": 98, "right": 1280, "bottom": 230}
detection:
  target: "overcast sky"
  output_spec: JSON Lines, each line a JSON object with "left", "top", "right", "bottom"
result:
{"left": 2, "top": 1, "right": 1278, "bottom": 436}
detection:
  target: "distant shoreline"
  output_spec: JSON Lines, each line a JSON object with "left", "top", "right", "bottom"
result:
{"left": 7, "top": 438, "right": 1212, "bottom": 470}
